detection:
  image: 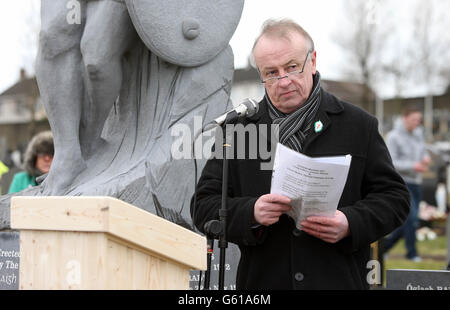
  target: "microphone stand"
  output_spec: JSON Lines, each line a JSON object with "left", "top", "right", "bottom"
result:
{"left": 204, "top": 237, "right": 214, "bottom": 289}
{"left": 195, "top": 98, "right": 258, "bottom": 290}
{"left": 202, "top": 110, "right": 238, "bottom": 290}
{"left": 203, "top": 220, "right": 220, "bottom": 290}
{"left": 218, "top": 125, "right": 231, "bottom": 290}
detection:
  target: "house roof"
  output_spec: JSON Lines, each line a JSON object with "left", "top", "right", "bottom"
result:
{"left": 0, "top": 77, "right": 39, "bottom": 98}
{"left": 232, "top": 67, "right": 260, "bottom": 83}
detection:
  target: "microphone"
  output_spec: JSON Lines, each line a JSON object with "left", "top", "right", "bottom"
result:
{"left": 204, "top": 98, "right": 259, "bottom": 130}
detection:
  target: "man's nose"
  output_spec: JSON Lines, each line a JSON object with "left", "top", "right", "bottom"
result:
{"left": 277, "top": 74, "right": 292, "bottom": 87}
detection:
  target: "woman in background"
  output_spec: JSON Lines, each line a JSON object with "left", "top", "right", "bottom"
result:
{"left": 8, "top": 131, "right": 54, "bottom": 193}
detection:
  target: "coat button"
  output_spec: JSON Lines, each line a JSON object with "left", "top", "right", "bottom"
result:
{"left": 292, "top": 228, "right": 301, "bottom": 237}
{"left": 295, "top": 272, "right": 304, "bottom": 282}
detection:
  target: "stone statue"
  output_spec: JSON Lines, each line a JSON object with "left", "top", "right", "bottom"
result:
{"left": 36, "top": 0, "right": 243, "bottom": 200}
{"left": 0, "top": 0, "right": 244, "bottom": 229}
{"left": 37, "top": 0, "right": 139, "bottom": 196}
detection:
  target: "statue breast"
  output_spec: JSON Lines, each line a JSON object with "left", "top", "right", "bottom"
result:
{"left": 125, "top": 0, "right": 244, "bottom": 67}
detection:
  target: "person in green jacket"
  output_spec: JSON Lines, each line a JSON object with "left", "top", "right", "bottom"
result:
{"left": 8, "top": 131, "right": 54, "bottom": 194}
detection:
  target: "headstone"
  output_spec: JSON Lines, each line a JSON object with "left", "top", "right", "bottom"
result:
{"left": 189, "top": 241, "right": 240, "bottom": 290}
{"left": 0, "top": 231, "right": 20, "bottom": 290}
{"left": 386, "top": 269, "right": 450, "bottom": 290}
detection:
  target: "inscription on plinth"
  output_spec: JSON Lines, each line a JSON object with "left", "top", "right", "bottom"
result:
{"left": 0, "top": 232, "right": 19, "bottom": 290}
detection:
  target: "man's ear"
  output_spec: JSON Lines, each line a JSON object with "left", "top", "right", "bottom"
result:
{"left": 311, "top": 50, "right": 317, "bottom": 74}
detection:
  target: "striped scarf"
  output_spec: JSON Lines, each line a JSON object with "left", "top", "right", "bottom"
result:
{"left": 267, "top": 72, "right": 321, "bottom": 152}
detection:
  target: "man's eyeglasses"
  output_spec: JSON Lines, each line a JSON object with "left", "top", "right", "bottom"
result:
{"left": 260, "top": 51, "right": 311, "bottom": 86}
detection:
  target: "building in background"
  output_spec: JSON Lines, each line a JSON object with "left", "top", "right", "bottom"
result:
{"left": 0, "top": 68, "right": 49, "bottom": 151}
{"left": 0, "top": 69, "right": 49, "bottom": 194}
{"left": 383, "top": 87, "right": 450, "bottom": 142}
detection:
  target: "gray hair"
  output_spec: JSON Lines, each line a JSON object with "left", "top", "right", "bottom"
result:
{"left": 252, "top": 18, "right": 315, "bottom": 54}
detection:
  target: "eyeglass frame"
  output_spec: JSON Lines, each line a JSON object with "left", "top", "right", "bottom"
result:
{"left": 259, "top": 50, "right": 312, "bottom": 85}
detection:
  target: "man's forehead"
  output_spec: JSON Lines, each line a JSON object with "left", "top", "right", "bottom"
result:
{"left": 254, "top": 33, "right": 308, "bottom": 69}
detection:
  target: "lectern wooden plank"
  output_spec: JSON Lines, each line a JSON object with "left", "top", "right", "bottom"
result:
{"left": 10, "top": 196, "right": 206, "bottom": 290}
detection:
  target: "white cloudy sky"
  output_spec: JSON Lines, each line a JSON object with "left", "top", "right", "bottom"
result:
{"left": 0, "top": 0, "right": 449, "bottom": 98}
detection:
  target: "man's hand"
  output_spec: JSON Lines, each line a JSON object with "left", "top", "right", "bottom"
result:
{"left": 254, "top": 194, "right": 291, "bottom": 226}
{"left": 414, "top": 162, "right": 428, "bottom": 173}
{"left": 300, "top": 210, "right": 350, "bottom": 244}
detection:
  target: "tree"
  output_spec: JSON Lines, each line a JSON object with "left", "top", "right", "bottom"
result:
{"left": 19, "top": 0, "right": 41, "bottom": 139}
{"left": 380, "top": 0, "right": 450, "bottom": 99}
{"left": 409, "top": 0, "right": 450, "bottom": 141}
{"left": 20, "top": 0, "right": 40, "bottom": 77}
{"left": 331, "top": 0, "right": 391, "bottom": 114}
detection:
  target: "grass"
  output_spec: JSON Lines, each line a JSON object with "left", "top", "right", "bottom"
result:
{"left": 385, "top": 257, "right": 447, "bottom": 271}
{"left": 388, "top": 235, "right": 447, "bottom": 258}
{"left": 381, "top": 235, "right": 448, "bottom": 287}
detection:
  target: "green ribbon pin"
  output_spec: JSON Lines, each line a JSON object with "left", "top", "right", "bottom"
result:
{"left": 314, "top": 121, "right": 323, "bottom": 133}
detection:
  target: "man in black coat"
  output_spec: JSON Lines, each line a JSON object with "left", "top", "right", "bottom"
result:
{"left": 191, "top": 19, "right": 410, "bottom": 290}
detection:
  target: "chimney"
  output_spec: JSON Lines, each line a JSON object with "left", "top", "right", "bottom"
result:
{"left": 20, "top": 68, "right": 27, "bottom": 81}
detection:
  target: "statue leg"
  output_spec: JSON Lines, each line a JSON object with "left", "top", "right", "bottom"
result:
{"left": 79, "top": 0, "right": 138, "bottom": 156}
{"left": 36, "top": 0, "right": 87, "bottom": 194}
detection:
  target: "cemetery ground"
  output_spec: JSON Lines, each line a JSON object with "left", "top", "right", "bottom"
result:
{"left": 382, "top": 219, "right": 448, "bottom": 287}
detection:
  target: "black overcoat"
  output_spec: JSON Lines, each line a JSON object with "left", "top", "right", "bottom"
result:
{"left": 191, "top": 89, "right": 410, "bottom": 290}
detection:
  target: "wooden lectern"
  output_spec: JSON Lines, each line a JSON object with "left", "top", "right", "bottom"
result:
{"left": 10, "top": 196, "right": 206, "bottom": 290}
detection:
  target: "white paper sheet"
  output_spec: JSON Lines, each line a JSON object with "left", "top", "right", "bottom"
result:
{"left": 270, "top": 143, "right": 352, "bottom": 229}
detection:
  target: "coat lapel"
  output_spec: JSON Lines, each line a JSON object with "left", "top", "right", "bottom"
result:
{"left": 303, "top": 89, "right": 344, "bottom": 152}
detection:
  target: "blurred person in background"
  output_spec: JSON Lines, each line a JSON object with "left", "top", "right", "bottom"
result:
{"left": 383, "top": 106, "right": 431, "bottom": 262}
{"left": 0, "top": 160, "right": 10, "bottom": 194}
{"left": 8, "top": 131, "right": 54, "bottom": 194}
